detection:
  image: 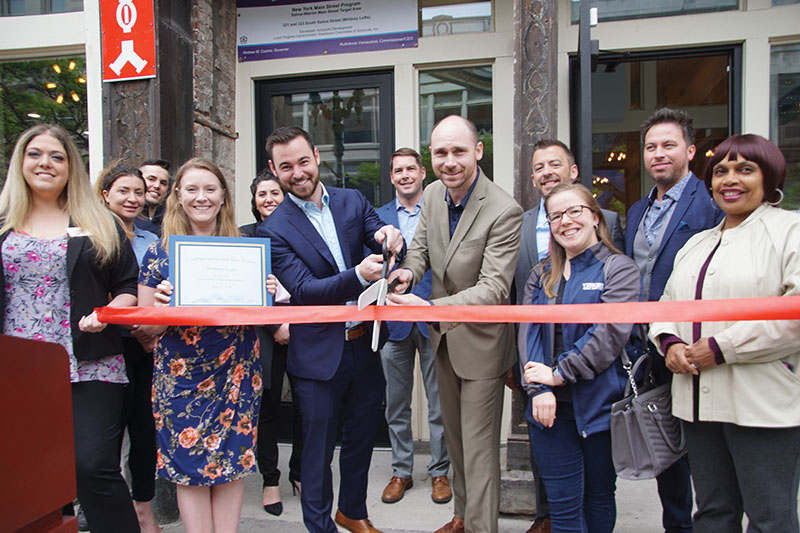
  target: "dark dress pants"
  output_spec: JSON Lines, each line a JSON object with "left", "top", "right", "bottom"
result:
{"left": 257, "top": 340, "right": 302, "bottom": 486}
{"left": 292, "top": 336, "right": 385, "bottom": 533}
{"left": 121, "top": 336, "right": 157, "bottom": 502}
{"left": 73, "top": 380, "right": 139, "bottom": 532}
{"left": 650, "top": 350, "right": 694, "bottom": 532}
{"left": 685, "top": 420, "right": 800, "bottom": 533}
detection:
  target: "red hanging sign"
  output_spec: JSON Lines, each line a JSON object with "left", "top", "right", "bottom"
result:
{"left": 100, "top": 0, "right": 157, "bottom": 82}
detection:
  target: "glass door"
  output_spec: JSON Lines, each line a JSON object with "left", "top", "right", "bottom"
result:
{"left": 570, "top": 45, "right": 741, "bottom": 224}
{"left": 255, "top": 71, "right": 394, "bottom": 446}
{"left": 256, "top": 71, "right": 395, "bottom": 207}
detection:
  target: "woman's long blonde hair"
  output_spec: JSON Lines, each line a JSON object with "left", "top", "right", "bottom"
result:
{"left": 0, "top": 124, "right": 120, "bottom": 264}
{"left": 161, "top": 158, "right": 240, "bottom": 247}
{"left": 541, "top": 183, "right": 622, "bottom": 298}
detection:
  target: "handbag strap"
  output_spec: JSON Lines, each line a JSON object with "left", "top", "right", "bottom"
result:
{"left": 621, "top": 323, "right": 652, "bottom": 398}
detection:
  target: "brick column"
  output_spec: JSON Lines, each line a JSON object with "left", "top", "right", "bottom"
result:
{"left": 501, "top": 0, "right": 559, "bottom": 516}
{"left": 192, "top": 0, "right": 238, "bottom": 184}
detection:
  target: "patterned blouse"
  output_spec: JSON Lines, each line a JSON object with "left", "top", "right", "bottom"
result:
{"left": 2, "top": 231, "right": 127, "bottom": 384}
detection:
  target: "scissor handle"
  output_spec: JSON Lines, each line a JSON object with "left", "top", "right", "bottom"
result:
{"left": 381, "top": 240, "right": 391, "bottom": 279}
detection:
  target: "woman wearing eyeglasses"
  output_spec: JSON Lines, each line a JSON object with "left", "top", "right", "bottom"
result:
{"left": 520, "top": 183, "right": 640, "bottom": 533}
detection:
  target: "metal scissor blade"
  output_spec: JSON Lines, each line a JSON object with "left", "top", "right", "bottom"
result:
{"left": 357, "top": 280, "right": 383, "bottom": 310}
{"left": 357, "top": 278, "right": 388, "bottom": 352}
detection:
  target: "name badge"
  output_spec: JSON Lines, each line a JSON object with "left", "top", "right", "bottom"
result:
{"left": 582, "top": 282, "right": 604, "bottom": 291}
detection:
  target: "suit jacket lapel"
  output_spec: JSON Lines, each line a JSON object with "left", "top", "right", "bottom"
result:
{"left": 657, "top": 175, "right": 697, "bottom": 259}
{"left": 329, "top": 188, "right": 353, "bottom": 268}
{"left": 383, "top": 201, "right": 401, "bottom": 228}
{"left": 520, "top": 205, "right": 540, "bottom": 270}
{"left": 284, "top": 199, "right": 339, "bottom": 271}
{"left": 443, "top": 174, "right": 485, "bottom": 271}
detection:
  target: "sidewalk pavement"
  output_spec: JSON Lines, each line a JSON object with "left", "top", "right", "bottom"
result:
{"left": 162, "top": 444, "right": 666, "bottom": 532}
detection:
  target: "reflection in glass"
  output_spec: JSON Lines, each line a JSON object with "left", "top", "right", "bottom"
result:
{"left": 771, "top": 43, "right": 800, "bottom": 210}
{"left": 419, "top": 66, "right": 493, "bottom": 180}
{"left": 570, "top": 0, "right": 737, "bottom": 23}
{"left": 420, "top": 1, "right": 492, "bottom": 37}
{"left": 588, "top": 54, "right": 730, "bottom": 216}
{"left": 271, "top": 88, "right": 383, "bottom": 205}
{"left": 1, "top": 0, "right": 83, "bottom": 16}
{"left": 0, "top": 55, "right": 88, "bottom": 175}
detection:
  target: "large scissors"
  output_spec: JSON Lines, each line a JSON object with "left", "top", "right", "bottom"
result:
{"left": 357, "top": 240, "right": 393, "bottom": 352}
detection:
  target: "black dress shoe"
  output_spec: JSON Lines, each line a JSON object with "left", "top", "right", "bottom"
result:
{"left": 262, "top": 483, "right": 283, "bottom": 516}
{"left": 263, "top": 501, "right": 283, "bottom": 516}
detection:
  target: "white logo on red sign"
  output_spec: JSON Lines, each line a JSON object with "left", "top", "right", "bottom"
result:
{"left": 109, "top": 0, "right": 147, "bottom": 75}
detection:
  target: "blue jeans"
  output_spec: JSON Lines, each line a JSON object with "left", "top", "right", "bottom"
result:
{"left": 528, "top": 402, "right": 616, "bottom": 533}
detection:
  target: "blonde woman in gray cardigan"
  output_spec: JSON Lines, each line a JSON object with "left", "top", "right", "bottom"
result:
{"left": 649, "top": 134, "right": 800, "bottom": 533}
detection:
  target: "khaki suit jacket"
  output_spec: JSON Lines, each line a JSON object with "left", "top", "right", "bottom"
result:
{"left": 400, "top": 173, "right": 523, "bottom": 380}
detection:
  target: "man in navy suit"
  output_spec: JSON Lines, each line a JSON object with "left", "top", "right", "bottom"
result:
{"left": 257, "top": 126, "right": 403, "bottom": 533}
{"left": 625, "top": 108, "right": 724, "bottom": 533}
{"left": 375, "top": 148, "right": 450, "bottom": 506}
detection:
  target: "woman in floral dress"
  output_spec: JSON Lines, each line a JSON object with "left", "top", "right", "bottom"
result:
{"left": 0, "top": 124, "right": 140, "bottom": 531}
{"left": 136, "top": 158, "right": 262, "bottom": 532}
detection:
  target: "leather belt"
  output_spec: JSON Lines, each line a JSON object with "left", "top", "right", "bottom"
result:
{"left": 345, "top": 324, "right": 367, "bottom": 341}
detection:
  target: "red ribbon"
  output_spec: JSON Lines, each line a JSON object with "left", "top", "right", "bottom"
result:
{"left": 95, "top": 295, "right": 800, "bottom": 326}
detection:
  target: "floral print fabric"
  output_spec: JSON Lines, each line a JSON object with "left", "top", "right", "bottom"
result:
{"left": 2, "top": 231, "right": 127, "bottom": 383}
{"left": 139, "top": 242, "right": 262, "bottom": 485}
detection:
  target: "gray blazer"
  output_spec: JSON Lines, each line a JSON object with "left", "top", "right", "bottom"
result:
{"left": 513, "top": 202, "right": 624, "bottom": 305}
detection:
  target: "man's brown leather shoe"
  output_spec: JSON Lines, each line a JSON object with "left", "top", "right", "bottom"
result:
{"left": 526, "top": 517, "right": 551, "bottom": 532}
{"left": 334, "top": 510, "right": 383, "bottom": 533}
{"left": 434, "top": 516, "right": 465, "bottom": 533}
{"left": 431, "top": 476, "right": 452, "bottom": 504}
{"left": 381, "top": 476, "right": 413, "bottom": 503}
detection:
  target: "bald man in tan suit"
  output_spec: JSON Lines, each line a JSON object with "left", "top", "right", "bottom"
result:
{"left": 388, "top": 115, "right": 523, "bottom": 533}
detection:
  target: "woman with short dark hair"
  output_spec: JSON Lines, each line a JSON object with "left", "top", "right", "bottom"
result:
{"left": 651, "top": 134, "right": 800, "bottom": 533}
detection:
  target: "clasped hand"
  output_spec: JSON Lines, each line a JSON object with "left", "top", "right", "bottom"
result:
{"left": 665, "top": 337, "right": 717, "bottom": 375}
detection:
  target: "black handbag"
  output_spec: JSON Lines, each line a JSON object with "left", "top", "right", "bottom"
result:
{"left": 610, "top": 329, "right": 687, "bottom": 480}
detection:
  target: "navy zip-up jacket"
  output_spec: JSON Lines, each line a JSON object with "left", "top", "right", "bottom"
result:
{"left": 519, "top": 242, "right": 640, "bottom": 437}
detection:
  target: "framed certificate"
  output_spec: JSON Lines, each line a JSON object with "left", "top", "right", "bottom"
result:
{"left": 168, "top": 235, "right": 272, "bottom": 307}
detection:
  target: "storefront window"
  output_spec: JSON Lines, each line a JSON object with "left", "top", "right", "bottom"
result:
{"left": 771, "top": 43, "right": 800, "bottom": 210}
{"left": 0, "top": 55, "right": 88, "bottom": 174}
{"left": 576, "top": 51, "right": 734, "bottom": 220}
{"left": 419, "top": 66, "right": 493, "bottom": 180}
{"left": 772, "top": 0, "right": 800, "bottom": 5}
{"left": 570, "top": 0, "right": 737, "bottom": 24}
{"left": 1, "top": 0, "right": 82, "bottom": 16}
{"left": 420, "top": 0, "right": 492, "bottom": 37}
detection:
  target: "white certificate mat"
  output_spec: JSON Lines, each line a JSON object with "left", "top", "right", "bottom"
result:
{"left": 169, "top": 236, "right": 271, "bottom": 307}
